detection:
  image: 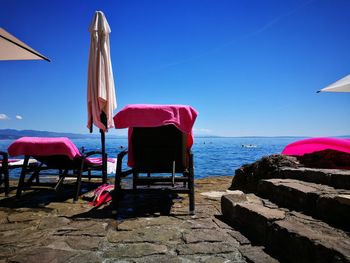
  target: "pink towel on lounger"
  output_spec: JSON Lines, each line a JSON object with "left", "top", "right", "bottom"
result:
{"left": 113, "top": 104, "right": 198, "bottom": 167}
{"left": 282, "top": 137, "right": 350, "bottom": 156}
{"left": 8, "top": 137, "right": 82, "bottom": 160}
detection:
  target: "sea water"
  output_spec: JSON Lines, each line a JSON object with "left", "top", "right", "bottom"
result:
{"left": 0, "top": 137, "right": 301, "bottom": 179}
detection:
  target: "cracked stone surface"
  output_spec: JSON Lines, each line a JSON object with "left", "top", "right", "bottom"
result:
{"left": 257, "top": 178, "right": 350, "bottom": 231}
{"left": 0, "top": 176, "right": 276, "bottom": 262}
{"left": 222, "top": 192, "right": 350, "bottom": 263}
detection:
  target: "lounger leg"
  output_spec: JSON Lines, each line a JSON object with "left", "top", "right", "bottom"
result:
{"left": 3, "top": 158, "right": 9, "bottom": 197}
{"left": 16, "top": 156, "right": 30, "bottom": 198}
{"left": 27, "top": 163, "right": 43, "bottom": 186}
{"left": 0, "top": 153, "right": 10, "bottom": 197}
{"left": 88, "top": 170, "right": 92, "bottom": 181}
{"left": 102, "top": 153, "right": 107, "bottom": 184}
{"left": 74, "top": 170, "right": 83, "bottom": 202}
{"left": 133, "top": 171, "right": 137, "bottom": 191}
{"left": 74, "top": 161, "right": 85, "bottom": 202}
{"left": 188, "top": 153, "right": 195, "bottom": 215}
{"left": 55, "top": 169, "right": 67, "bottom": 192}
{"left": 112, "top": 157, "right": 123, "bottom": 214}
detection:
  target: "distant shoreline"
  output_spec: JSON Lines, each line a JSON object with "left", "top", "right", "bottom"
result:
{"left": 0, "top": 129, "right": 349, "bottom": 140}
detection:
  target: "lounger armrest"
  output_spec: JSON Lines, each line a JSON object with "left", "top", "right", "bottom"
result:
{"left": 116, "top": 149, "right": 133, "bottom": 177}
{"left": 82, "top": 150, "right": 105, "bottom": 158}
{"left": 0, "top": 151, "right": 8, "bottom": 158}
{"left": 0, "top": 151, "right": 8, "bottom": 163}
{"left": 117, "top": 149, "right": 128, "bottom": 160}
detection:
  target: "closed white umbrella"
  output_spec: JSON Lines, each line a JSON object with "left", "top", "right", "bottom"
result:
{"left": 87, "top": 11, "right": 117, "bottom": 182}
{"left": 0, "top": 27, "right": 49, "bottom": 61}
{"left": 318, "top": 74, "right": 350, "bottom": 93}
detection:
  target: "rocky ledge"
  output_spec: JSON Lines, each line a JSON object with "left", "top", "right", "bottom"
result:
{"left": 223, "top": 153, "right": 350, "bottom": 263}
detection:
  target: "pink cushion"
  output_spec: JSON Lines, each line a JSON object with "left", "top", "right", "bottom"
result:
{"left": 282, "top": 137, "right": 350, "bottom": 156}
{"left": 8, "top": 137, "right": 81, "bottom": 160}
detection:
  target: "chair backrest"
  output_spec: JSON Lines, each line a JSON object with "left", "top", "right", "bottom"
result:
{"left": 132, "top": 125, "right": 188, "bottom": 173}
{"left": 33, "top": 155, "right": 83, "bottom": 170}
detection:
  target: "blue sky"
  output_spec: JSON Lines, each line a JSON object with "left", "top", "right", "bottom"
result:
{"left": 0, "top": 0, "right": 349, "bottom": 137}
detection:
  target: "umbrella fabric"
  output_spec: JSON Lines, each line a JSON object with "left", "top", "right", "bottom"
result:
{"left": 0, "top": 27, "right": 49, "bottom": 61}
{"left": 282, "top": 137, "right": 350, "bottom": 156}
{"left": 87, "top": 11, "right": 116, "bottom": 132}
{"left": 318, "top": 74, "right": 350, "bottom": 93}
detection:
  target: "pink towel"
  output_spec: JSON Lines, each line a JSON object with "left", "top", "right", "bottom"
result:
{"left": 282, "top": 137, "right": 350, "bottom": 156}
{"left": 113, "top": 104, "right": 198, "bottom": 166}
{"left": 8, "top": 137, "right": 81, "bottom": 160}
{"left": 86, "top": 157, "right": 116, "bottom": 165}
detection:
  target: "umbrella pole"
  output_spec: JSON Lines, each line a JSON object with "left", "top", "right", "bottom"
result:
{"left": 100, "top": 129, "right": 107, "bottom": 183}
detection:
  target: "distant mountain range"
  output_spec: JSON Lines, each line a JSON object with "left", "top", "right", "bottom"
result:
{"left": 0, "top": 129, "right": 100, "bottom": 140}
{"left": 0, "top": 129, "right": 348, "bottom": 140}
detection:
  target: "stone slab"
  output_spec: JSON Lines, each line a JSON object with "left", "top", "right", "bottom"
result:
{"left": 279, "top": 167, "right": 350, "bottom": 190}
{"left": 222, "top": 192, "right": 350, "bottom": 263}
{"left": 257, "top": 178, "right": 350, "bottom": 231}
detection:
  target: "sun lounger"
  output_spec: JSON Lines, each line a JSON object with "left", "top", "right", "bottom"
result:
{"left": 0, "top": 151, "right": 10, "bottom": 196}
{"left": 7, "top": 137, "right": 108, "bottom": 201}
{"left": 0, "top": 152, "right": 38, "bottom": 196}
{"left": 112, "top": 104, "right": 198, "bottom": 214}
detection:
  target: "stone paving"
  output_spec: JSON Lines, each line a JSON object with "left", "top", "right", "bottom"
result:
{"left": 0, "top": 176, "right": 276, "bottom": 263}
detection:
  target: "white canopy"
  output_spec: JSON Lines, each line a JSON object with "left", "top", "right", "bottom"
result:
{"left": 318, "top": 74, "right": 350, "bottom": 93}
{"left": 0, "top": 27, "right": 49, "bottom": 61}
{"left": 87, "top": 11, "right": 117, "bottom": 132}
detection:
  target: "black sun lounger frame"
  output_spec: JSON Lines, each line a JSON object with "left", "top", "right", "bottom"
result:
{"left": 16, "top": 150, "right": 107, "bottom": 201}
{"left": 113, "top": 125, "right": 195, "bottom": 214}
{"left": 0, "top": 151, "right": 10, "bottom": 196}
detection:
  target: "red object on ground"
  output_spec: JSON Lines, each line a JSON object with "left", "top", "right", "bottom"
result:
{"left": 89, "top": 184, "right": 114, "bottom": 207}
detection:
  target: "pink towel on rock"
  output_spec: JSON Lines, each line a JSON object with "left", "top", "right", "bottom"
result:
{"left": 282, "top": 137, "right": 350, "bottom": 156}
{"left": 8, "top": 137, "right": 82, "bottom": 160}
{"left": 113, "top": 104, "right": 198, "bottom": 167}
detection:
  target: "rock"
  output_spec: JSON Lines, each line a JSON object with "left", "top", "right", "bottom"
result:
{"left": 8, "top": 247, "right": 78, "bottom": 263}
{"left": 186, "top": 218, "right": 217, "bottom": 229}
{"left": 221, "top": 192, "right": 350, "bottom": 263}
{"left": 65, "top": 251, "right": 103, "bottom": 263}
{"left": 227, "top": 230, "right": 251, "bottom": 245}
{"left": 230, "top": 154, "right": 300, "bottom": 192}
{"left": 200, "top": 190, "right": 244, "bottom": 200}
{"left": 278, "top": 167, "right": 350, "bottom": 190}
{"left": 297, "top": 149, "right": 350, "bottom": 170}
{"left": 239, "top": 245, "right": 279, "bottom": 263}
{"left": 103, "top": 243, "right": 168, "bottom": 258}
{"left": 182, "top": 229, "right": 232, "bottom": 243}
{"left": 257, "top": 179, "right": 350, "bottom": 231}
{"left": 107, "top": 225, "right": 182, "bottom": 243}
{"left": 176, "top": 242, "right": 238, "bottom": 255}
{"left": 38, "top": 216, "right": 71, "bottom": 230}
{"left": 7, "top": 211, "right": 44, "bottom": 223}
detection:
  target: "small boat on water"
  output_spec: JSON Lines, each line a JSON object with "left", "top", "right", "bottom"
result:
{"left": 242, "top": 144, "right": 257, "bottom": 148}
